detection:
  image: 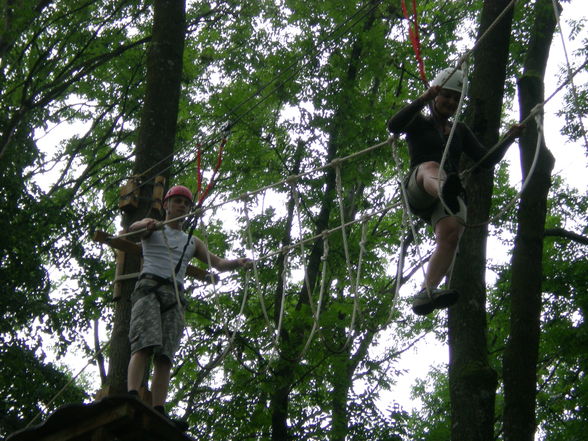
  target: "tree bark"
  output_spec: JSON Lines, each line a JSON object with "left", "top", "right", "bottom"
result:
{"left": 106, "top": 0, "right": 186, "bottom": 395}
{"left": 503, "top": 1, "right": 556, "bottom": 439}
{"left": 448, "top": 1, "right": 515, "bottom": 440}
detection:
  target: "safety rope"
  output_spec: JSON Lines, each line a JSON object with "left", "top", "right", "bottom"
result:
{"left": 289, "top": 177, "right": 325, "bottom": 359}
{"left": 299, "top": 231, "right": 330, "bottom": 358}
{"left": 466, "top": 105, "right": 545, "bottom": 229}
{"left": 401, "top": 0, "right": 428, "bottom": 85}
{"left": 241, "top": 194, "right": 281, "bottom": 348}
{"left": 436, "top": 60, "right": 470, "bottom": 217}
{"left": 191, "top": 269, "right": 252, "bottom": 374}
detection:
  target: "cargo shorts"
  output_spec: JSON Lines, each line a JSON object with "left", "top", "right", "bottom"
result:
{"left": 403, "top": 166, "right": 467, "bottom": 228}
{"left": 129, "top": 278, "right": 186, "bottom": 363}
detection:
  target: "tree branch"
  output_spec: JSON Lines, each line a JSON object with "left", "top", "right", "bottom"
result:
{"left": 544, "top": 227, "right": 588, "bottom": 245}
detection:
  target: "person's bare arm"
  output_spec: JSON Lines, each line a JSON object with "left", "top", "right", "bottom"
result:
{"left": 193, "top": 237, "right": 252, "bottom": 271}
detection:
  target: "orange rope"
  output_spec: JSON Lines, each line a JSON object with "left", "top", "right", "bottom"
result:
{"left": 401, "top": 0, "right": 428, "bottom": 85}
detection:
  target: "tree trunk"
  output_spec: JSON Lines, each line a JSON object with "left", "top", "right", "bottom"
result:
{"left": 106, "top": 0, "right": 186, "bottom": 395}
{"left": 330, "top": 351, "right": 352, "bottom": 441}
{"left": 503, "top": 1, "right": 556, "bottom": 439}
{"left": 448, "top": 1, "right": 515, "bottom": 440}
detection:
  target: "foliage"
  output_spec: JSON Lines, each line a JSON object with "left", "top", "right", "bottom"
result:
{"left": 0, "top": 0, "right": 586, "bottom": 439}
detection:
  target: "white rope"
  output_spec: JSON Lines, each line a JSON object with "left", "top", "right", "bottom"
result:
{"left": 334, "top": 163, "right": 361, "bottom": 350}
{"left": 197, "top": 219, "right": 220, "bottom": 300}
{"left": 299, "top": 231, "right": 330, "bottom": 358}
{"left": 437, "top": 59, "right": 470, "bottom": 217}
{"left": 194, "top": 270, "right": 252, "bottom": 373}
{"left": 289, "top": 178, "right": 325, "bottom": 359}
{"left": 196, "top": 218, "right": 244, "bottom": 355}
{"left": 161, "top": 226, "right": 183, "bottom": 309}
{"left": 389, "top": 136, "right": 431, "bottom": 312}
{"left": 246, "top": 200, "right": 402, "bottom": 265}
{"left": 459, "top": 104, "right": 544, "bottom": 178}
{"left": 114, "top": 139, "right": 393, "bottom": 241}
{"left": 464, "top": 104, "right": 545, "bottom": 229}
{"left": 457, "top": 0, "right": 518, "bottom": 68}
{"left": 241, "top": 195, "right": 280, "bottom": 347}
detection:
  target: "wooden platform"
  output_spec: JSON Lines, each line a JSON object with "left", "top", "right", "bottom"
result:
{"left": 6, "top": 396, "right": 195, "bottom": 441}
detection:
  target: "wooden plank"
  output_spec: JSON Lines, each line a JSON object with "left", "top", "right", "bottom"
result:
{"left": 7, "top": 397, "right": 196, "bottom": 441}
{"left": 39, "top": 403, "right": 133, "bottom": 441}
{"left": 93, "top": 230, "right": 218, "bottom": 283}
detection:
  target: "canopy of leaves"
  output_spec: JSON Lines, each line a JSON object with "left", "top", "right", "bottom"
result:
{"left": 0, "top": 0, "right": 586, "bottom": 439}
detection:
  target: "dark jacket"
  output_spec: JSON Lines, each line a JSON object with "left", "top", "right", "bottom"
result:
{"left": 387, "top": 97, "right": 515, "bottom": 174}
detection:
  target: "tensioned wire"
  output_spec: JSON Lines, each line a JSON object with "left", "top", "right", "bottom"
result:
{"left": 119, "top": 0, "right": 389, "bottom": 200}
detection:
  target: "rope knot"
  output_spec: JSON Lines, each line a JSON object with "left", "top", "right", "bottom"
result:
{"left": 286, "top": 174, "right": 300, "bottom": 185}
{"left": 329, "top": 158, "right": 343, "bottom": 169}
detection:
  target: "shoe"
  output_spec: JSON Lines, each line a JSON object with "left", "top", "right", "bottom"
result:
{"left": 441, "top": 173, "right": 461, "bottom": 213}
{"left": 411, "top": 288, "right": 459, "bottom": 316}
{"left": 432, "top": 288, "right": 459, "bottom": 310}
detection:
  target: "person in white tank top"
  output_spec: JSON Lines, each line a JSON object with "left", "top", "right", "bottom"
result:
{"left": 126, "top": 185, "right": 251, "bottom": 429}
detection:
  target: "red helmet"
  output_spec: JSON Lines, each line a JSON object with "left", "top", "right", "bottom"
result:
{"left": 163, "top": 185, "right": 193, "bottom": 203}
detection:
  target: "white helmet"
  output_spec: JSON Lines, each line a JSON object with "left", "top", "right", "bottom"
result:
{"left": 431, "top": 68, "right": 467, "bottom": 94}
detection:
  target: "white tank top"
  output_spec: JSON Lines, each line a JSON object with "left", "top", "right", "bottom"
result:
{"left": 141, "top": 226, "right": 197, "bottom": 284}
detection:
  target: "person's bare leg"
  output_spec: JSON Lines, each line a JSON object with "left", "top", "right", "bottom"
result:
{"left": 416, "top": 161, "right": 446, "bottom": 199}
{"left": 127, "top": 348, "right": 150, "bottom": 392}
{"left": 151, "top": 355, "right": 172, "bottom": 407}
{"left": 424, "top": 216, "right": 464, "bottom": 290}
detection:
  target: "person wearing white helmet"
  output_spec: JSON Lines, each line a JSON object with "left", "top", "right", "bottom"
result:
{"left": 125, "top": 184, "right": 251, "bottom": 429}
{"left": 388, "top": 67, "right": 524, "bottom": 316}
